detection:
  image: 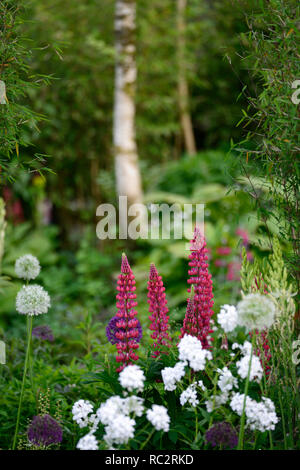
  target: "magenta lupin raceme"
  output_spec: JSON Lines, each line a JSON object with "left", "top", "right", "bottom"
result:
{"left": 108, "top": 253, "right": 141, "bottom": 372}
{"left": 180, "top": 226, "right": 214, "bottom": 349}
{"left": 147, "top": 263, "right": 172, "bottom": 357}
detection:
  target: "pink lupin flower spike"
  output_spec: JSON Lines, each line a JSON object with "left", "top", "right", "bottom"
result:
{"left": 181, "top": 226, "right": 214, "bottom": 348}
{"left": 148, "top": 263, "right": 172, "bottom": 358}
{"left": 113, "top": 253, "right": 141, "bottom": 372}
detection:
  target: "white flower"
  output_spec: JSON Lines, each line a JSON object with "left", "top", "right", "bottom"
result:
{"left": 217, "top": 304, "right": 238, "bottom": 332}
{"left": 230, "top": 393, "right": 278, "bottom": 432}
{"left": 103, "top": 414, "right": 135, "bottom": 446}
{"left": 15, "top": 254, "right": 40, "bottom": 280}
{"left": 217, "top": 366, "right": 238, "bottom": 392}
{"left": 123, "top": 396, "right": 144, "bottom": 417}
{"left": 119, "top": 365, "right": 145, "bottom": 392}
{"left": 230, "top": 392, "right": 251, "bottom": 416}
{"left": 178, "top": 335, "right": 212, "bottom": 371}
{"left": 205, "top": 391, "right": 229, "bottom": 413}
{"left": 146, "top": 405, "right": 170, "bottom": 432}
{"left": 237, "top": 293, "right": 276, "bottom": 330}
{"left": 77, "top": 433, "right": 98, "bottom": 450}
{"left": 232, "top": 340, "right": 252, "bottom": 356}
{"left": 72, "top": 400, "right": 94, "bottom": 428}
{"left": 161, "top": 361, "right": 186, "bottom": 391}
{"left": 96, "top": 396, "right": 125, "bottom": 425}
{"left": 246, "top": 397, "right": 278, "bottom": 432}
{"left": 197, "top": 379, "right": 206, "bottom": 391}
{"left": 16, "top": 284, "right": 50, "bottom": 316}
{"left": 236, "top": 354, "right": 263, "bottom": 382}
{"left": 180, "top": 383, "right": 199, "bottom": 407}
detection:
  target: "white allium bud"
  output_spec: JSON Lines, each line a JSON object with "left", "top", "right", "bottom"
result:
{"left": 15, "top": 254, "right": 40, "bottom": 280}
{"left": 16, "top": 284, "right": 50, "bottom": 316}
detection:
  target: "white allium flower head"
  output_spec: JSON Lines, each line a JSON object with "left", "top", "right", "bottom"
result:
{"left": 217, "top": 366, "right": 238, "bottom": 392}
{"left": 217, "top": 304, "right": 238, "bottom": 333}
{"left": 236, "top": 354, "right": 263, "bottom": 382}
{"left": 237, "top": 293, "right": 276, "bottom": 330}
{"left": 118, "top": 364, "right": 146, "bottom": 392}
{"left": 146, "top": 405, "right": 170, "bottom": 433}
{"left": 76, "top": 433, "right": 98, "bottom": 450}
{"left": 161, "top": 361, "right": 186, "bottom": 391}
{"left": 16, "top": 284, "right": 50, "bottom": 316}
{"left": 178, "top": 335, "right": 212, "bottom": 371}
{"left": 103, "top": 414, "right": 135, "bottom": 446}
{"left": 15, "top": 254, "right": 40, "bottom": 280}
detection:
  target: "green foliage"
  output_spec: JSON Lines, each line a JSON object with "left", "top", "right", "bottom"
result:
{"left": 231, "top": 0, "right": 300, "bottom": 302}
{"left": 0, "top": 198, "right": 10, "bottom": 291}
{"left": 13, "top": 0, "right": 256, "bottom": 237}
{"left": 0, "top": 0, "right": 50, "bottom": 183}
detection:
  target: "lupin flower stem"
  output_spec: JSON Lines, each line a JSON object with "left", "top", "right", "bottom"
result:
{"left": 107, "top": 253, "right": 141, "bottom": 372}
{"left": 181, "top": 226, "right": 214, "bottom": 348}
{"left": 12, "top": 316, "right": 33, "bottom": 450}
{"left": 148, "top": 263, "right": 171, "bottom": 357}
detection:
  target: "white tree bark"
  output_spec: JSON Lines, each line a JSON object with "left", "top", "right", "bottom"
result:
{"left": 177, "top": 0, "right": 197, "bottom": 155}
{"left": 113, "top": 0, "right": 143, "bottom": 208}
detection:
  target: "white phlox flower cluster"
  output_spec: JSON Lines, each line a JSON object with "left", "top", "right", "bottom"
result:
{"left": 236, "top": 354, "right": 263, "bottom": 382}
{"left": 205, "top": 391, "right": 229, "bottom": 413}
{"left": 15, "top": 254, "right": 40, "bottom": 280}
{"left": 146, "top": 405, "right": 170, "bottom": 432}
{"left": 180, "top": 380, "right": 206, "bottom": 407}
{"left": 232, "top": 340, "right": 263, "bottom": 382}
{"left": 180, "top": 383, "right": 199, "bottom": 407}
{"left": 119, "top": 364, "right": 146, "bottom": 392}
{"left": 217, "top": 304, "right": 238, "bottom": 333}
{"left": 103, "top": 414, "right": 135, "bottom": 446}
{"left": 16, "top": 284, "right": 51, "bottom": 316}
{"left": 76, "top": 433, "right": 98, "bottom": 450}
{"left": 230, "top": 393, "right": 278, "bottom": 432}
{"left": 161, "top": 361, "right": 186, "bottom": 391}
{"left": 217, "top": 366, "right": 238, "bottom": 392}
{"left": 205, "top": 366, "right": 239, "bottom": 413}
{"left": 178, "top": 335, "right": 212, "bottom": 371}
{"left": 72, "top": 400, "right": 95, "bottom": 429}
{"left": 123, "top": 395, "right": 144, "bottom": 417}
{"left": 237, "top": 293, "right": 276, "bottom": 331}
{"left": 232, "top": 340, "right": 252, "bottom": 356}
{"left": 96, "top": 395, "right": 144, "bottom": 425}
{"left": 96, "top": 396, "right": 125, "bottom": 425}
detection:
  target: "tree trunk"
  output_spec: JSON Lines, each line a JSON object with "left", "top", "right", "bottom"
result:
{"left": 113, "top": 0, "right": 143, "bottom": 209}
{"left": 177, "top": 0, "right": 197, "bottom": 156}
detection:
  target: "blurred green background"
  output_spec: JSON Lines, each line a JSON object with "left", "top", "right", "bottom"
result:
{"left": 0, "top": 0, "right": 293, "bottom": 344}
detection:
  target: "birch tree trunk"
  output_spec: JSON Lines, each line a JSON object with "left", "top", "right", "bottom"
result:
{"left": 113, "top": 0, "right": 143, "bottom": 210}
{"left": 177, "top": 0, "right": 197, "bottom": 155}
